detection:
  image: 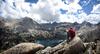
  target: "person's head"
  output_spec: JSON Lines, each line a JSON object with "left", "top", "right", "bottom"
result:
{"left": 69, "top": 27, "right": 73, "bottom": 30}
{"left": 70, "top": 27, "right": 72, "bottom": 29}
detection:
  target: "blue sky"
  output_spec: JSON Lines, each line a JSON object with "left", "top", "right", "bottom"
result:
{"left": 25, "top": 0, "right": 38, "bottom": 3}
{"left": 0, "top": 0, "right": 100, "bottom": 24}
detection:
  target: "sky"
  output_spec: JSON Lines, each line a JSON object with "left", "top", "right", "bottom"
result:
{"left": 0, "top": 0, "right": 100, "bottom": 24}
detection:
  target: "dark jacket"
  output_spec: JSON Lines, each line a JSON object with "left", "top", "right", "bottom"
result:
{"left": 68, "top": 28, "right": 75, "bottom": 40}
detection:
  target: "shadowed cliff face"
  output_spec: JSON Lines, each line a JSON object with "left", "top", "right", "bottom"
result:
{"left": 0, "top": 18, "right": 36, "bottom": 52}
{"left": 0, "top": 17, "right": 5, "bottom": 28}
{"left": 78, "top": 25, "right": 100, "bottom": 42}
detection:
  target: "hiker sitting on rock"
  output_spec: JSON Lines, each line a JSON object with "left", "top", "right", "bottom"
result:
{"left": 66, "top": 27, "right": 76, "bottom": 42}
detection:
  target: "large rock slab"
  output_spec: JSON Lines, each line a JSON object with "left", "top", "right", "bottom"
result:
{"left": 0, "top": 43, "right": 44, "bottom": 54}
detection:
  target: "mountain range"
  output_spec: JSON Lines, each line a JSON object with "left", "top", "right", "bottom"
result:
{"left": 0, "top": 17, "right": 100, "bottom": 53}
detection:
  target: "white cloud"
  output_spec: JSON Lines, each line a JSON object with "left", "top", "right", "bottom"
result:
{"left": 0, "top": 0, "right": 100, "bottom": 24}
{"left": 59, "top": 0, "right": 100, "bottom": 24}
{"left": 59, "top": 8, "right": 100, "bottom": 24}
{"left": 85, "top": 14, "right": 100, "bottom": 24}
{"left": 91, "top": 4, "right": 100, "bottom": 13}
{"left": 53, "top": 0, "right": 82, "bottom": 13}
{"left": 59, "top": 12, "right": 86, "bottom": 23}
{"left": 59, "top": 14, "right": 77, "bottom": 23}
{"left": 29, "top": 0, "right": 60, "bottom": 22}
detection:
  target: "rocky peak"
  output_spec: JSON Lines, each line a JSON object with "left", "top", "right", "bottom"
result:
{"left": 81, "top": 21, "right": 92, "bottom": 27}
{"left": 0, "top": 17, "right": 5, "bottom": 28}
{"left": 14, "top": 17, "right": 40, "bottom": 32}
{"left": 73, "top": 22, "right": 79, "bottom": 25}
{"left": 19, "top": 17, "right": 39, "bottom": 26}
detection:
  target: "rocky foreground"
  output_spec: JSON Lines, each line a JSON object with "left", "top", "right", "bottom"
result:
{"left": 0, "top": 37, "right": 100, "bottom": 54}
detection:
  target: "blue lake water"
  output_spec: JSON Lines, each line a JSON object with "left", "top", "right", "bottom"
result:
{"left": 35, "top": 39, "right": 65, "bottom": 47}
